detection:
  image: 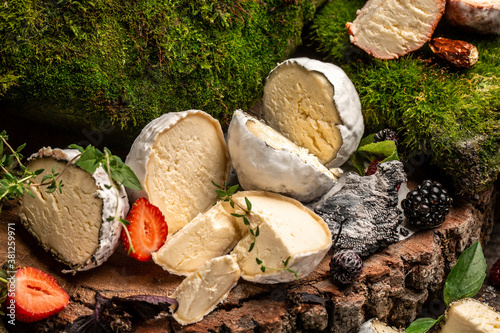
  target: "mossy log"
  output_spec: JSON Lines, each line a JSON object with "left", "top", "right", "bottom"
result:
{"left": 308, "top": 0, "right": 500, "bottom": 196}
{"left": 0, "top": 0, "right": 324, "bottom": 138}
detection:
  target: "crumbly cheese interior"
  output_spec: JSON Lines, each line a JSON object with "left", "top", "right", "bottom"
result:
{"left": 152, "top": 201, "right": 243, "bottom": 275}
{"left": 21, "top": 158, "right": 102, "bottom": 266}
{"left": 439, "top": 299, "right": 500, "bottom": 333}
{"left": 348, "top": 0, "right": 443, "bottom": 59}
{"left": 230, "top": 193, "right": 330, "bottom": 277}
{"left": 246, "top": 118, "right": 335, "bottom": 180}
{"left": 372, "top": 320, "right": 402, "bottom": 333}
{"left": 145, "top": 114, "right": 228, "bottom": 234}
{"left": 172, "top": 255, "right": 241, "bottom": 325}
{"left": 262, "top": 62, "right": 342, "bottom": 165}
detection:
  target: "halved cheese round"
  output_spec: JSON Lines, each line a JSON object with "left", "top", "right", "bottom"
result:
{"left": 359, "top": 318, "right": 403, "bottom": 333}
{"left": 261, "top": 58, "right": 363, "bottom": 168}
{"left": 438, "top": 298, "right": 500, "bottom": 333}
{"left": 227, "top": 110, "right": 339, "bottom": 203}
{"left": 171, "top": 255, "right": 241, "bottom": 325}
{"left": 152, "top": 201, "right": 244, "bottom": 276}
{"left": 125, "top": 110, "right": 230, "bottom": 235}
{"left": 229, "top": 191, "right": 332, "bottom": 284}
{"left": 445, "top": 0, "right": 500, "bottom": 34}
{"left": 345, "top": 0, "right": 446, "bottom": 59}
{"left": 19, "top": 147, "right": 129, "bottom": 273}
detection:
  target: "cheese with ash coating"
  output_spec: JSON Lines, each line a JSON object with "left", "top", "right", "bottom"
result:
{"left": 125, "top": 110, "right": 230, "bottom": 235}
{"left": 346, "top": 0, "right": 446, "bottom": 59}
{"left": 227, "top": 110, "right": 339, "bottom": 203}
{"left": 445, "top": 0, "right": 500, "bottom": 34}
{"left": 261, "top": 58, "right": 363, "bottom": 168}
{"left": 171, "top": 255, "right": 240, "bottom": 325}
{"left": 19, "top": 147, "right": 129, "bottom": 273}
{"left": 230, "top": 191, "right": 332, "bottom": 283}
{"left": 438, "top": 298, "right": 500, "bottom": 333}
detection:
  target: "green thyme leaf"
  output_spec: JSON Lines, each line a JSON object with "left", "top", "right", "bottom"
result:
{"left": 284, "top": 256, "right": 290, "bottom": 267}
{"left": 68, "top": 144, "right": 85, "bottom": 153}
{"left": 227, "top": 185, "right": 239, "bottom": 196}
{"left": 260, "top": 266, "right": 266, "bottom": 273}
{"left": 256, "top": 258, "right": 262, "bottom": 265}
{"left": 120, "top": 218, "right": 131, "bottom": 226}
{"left": 255, "top": 226, "right": 260, "bottom": 237}
{"left": 245, "top": 197, "right": 252, "bottom": 211}
{"left": 249, "top": 242, "right": 255, "bottom": 252}
{"left": 243, "top": 216, "right": 250, "bottom": 225}
{"left": 231, "top": 213, "right": 246, "bottom": 218}
{"left": 106, "top": 216, "right": 115, "bottom": 221}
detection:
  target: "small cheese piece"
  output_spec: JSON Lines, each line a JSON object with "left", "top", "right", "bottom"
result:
{"left": 19, "top": 147, "right": 129, "bottom": 273}
{"left": 261, "top": 58, "right": 363, "bottom": 168}
{"left": 171, "top": 255, "right": 241, "bottom": 325}
{"left": 227, "top": 110, "right": 338, "bottom": 203}
{"left": 359, "top": 318, "right": 403, "bottom": 333}
{"left": 125, "top": 110, "right": 230, "bottom": 235}
{"left": 445, "top": 0, "right": 500, "bottom": 34}
{"left": 438, "top": 298, "right": 500, "bottom": 333}
{"left": 152, "top": 201, "right": 244, "bottom": 276}
{"left": 345, "top": 0, "right": 446, "bottom": 59}
{"left": 230, "top": 191, "right": 332, "bottom": 283}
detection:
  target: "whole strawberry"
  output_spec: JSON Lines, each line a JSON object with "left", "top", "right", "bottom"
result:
{"left": 491, "top": 258, "right": 500, "bottom": 287}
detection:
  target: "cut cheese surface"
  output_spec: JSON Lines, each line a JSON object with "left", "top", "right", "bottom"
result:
{"left": 172, "top": 255, "right": 240, "bottom": 325}
{"left": 230, "top": 191, "right": 332, "bottom": 283}
{"left": 152, "top": 201, "right": 243, "bottom": 276}
{"left": 346, "top": 0, "right": 446, "bottom": 59}
{"left": 439, "top": 298, "right": 500, "bottom": 333}
{"left": 359, "top": 318, "right": 403, "bottom": 333}
{"left": 261, "top": 58, "right": 363, "bottom": 168}
{"left": 126, "top": 110, "right": 230, "bottom": 235}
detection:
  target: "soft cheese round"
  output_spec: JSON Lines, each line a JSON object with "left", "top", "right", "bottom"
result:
{"left": 19, "top": 147, "right": 129, "bottom": 273}
{"left": 125, "top": 110, "right": 230, "bottom": 235}
{"left": 227, "top": 110, "right": 338, "bottom": 203}
{"left": 445, "top": 0, "right": 500, "bottom": 34}
{"left": 261, "top": 58, "right": 363, "bottom": 168}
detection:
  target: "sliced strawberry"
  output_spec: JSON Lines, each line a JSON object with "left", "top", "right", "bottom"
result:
{"left": 7, "top": 267, "right": 69, "bottom": 323}
{"left": 122, "top": 197, "right": 168, "bottom": 261}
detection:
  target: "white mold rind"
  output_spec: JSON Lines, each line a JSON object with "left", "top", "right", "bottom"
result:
{"left": 445, "top": 0, "right": 500, "bottom": 34}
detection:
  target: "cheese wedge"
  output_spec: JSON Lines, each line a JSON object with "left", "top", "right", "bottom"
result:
{"left": 171, "top": 255, "right": 241, "bottom": 325}
{"left": 359, "top": 318, "right": 403, "bottom": 333}
{"left": 445, "top": 0, "right": 500, "bottom": 34}
{"left": 227, "top": 110, "right": 339, "bottom": 203}
{"left": 125, "top": 110, "right": 230, "bottom": 235}
{"left": 152, "top": 201, "right": 244, "bottom": 276}
{"left": 438, "top": 298, "right": 500, "bottom": 333}
{"left": 19, "top": 147, "right": 129, "bottom": 273}
{"left": 261, "top": 58, "right": 363, "bottom": 168}
{"left": 230, "top": 191, "right": 332, "bottom": 283}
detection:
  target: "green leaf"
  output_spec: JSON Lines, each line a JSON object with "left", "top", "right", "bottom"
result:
{"left": 255, "top": 226, "right": 260, "bottom": 237}
{"left": 25, "top": 189, "right": 35, "bottom": 198}
{"left": 358, "top": 133, "right": 375, "bottom": 147}
{"left": 215, "top": 189, "right": 227, "bottom": 197}
{"left": 248, "top": 242, "right": 255, "bottom": 252}
{"left": 256, "top": 258, "right": 262, "bottom": 265}
{"left": 243, "top": 216, "right": 250, "bottom": 225}
{"left": 68, "top": 144, "right": 85, "bottom": 153}
{"left": 16, "top": 143, "right": 26, "bottom": 153}
{"left": 283, "top": 256, "right": 291, "bottom": 267}
{"left": 34, "top": 168, "right": 44, "bottom": 175}
{"left": 106, "top": 216, "right": 115, "bottom": 221}
{"left": 381, "top": 149, "right": 400, "bottom": 163}
{"left": 358, "top": 141, "right": 398, "bottom": 160}
{"left": 231, "top": 213, "right": 246, "bottom": 218}
{"left": 110, "top": 164, "right": 142, "bottom": 191}
{"left": 443, "top": 241, "right": 486, "bottom": 306}
{"left": 74, "top": 146, "right": 104, "bottom": 174}
{"left": 119, "top": 218, "right": 130, "bottom": 225}
{"left": 260, "top": 266, "right": 266, "bottom": 272}
{"left": 227, "top": 184, "right": 239, "bottom": 196}
{"left": 350, "top": 152, "right": 365, "bottom": 175}
{"left": 406, "top": 317, "right": 439, "bottom": 333}
{"left": 245, "top": 197, "right": 252, "bottom": 211}
{"left": 249, "top": 228, "right": 255, "bottom": 236}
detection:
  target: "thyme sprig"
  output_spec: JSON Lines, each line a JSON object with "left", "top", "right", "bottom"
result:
{"left": 212, "top": 181, "right": 298, "bottom": 279}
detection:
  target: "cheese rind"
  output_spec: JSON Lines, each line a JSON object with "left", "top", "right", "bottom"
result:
{"left": 125, "top": 110, "right": 230, "bottom": 235}
{"left": 261, "top": 58, "right": 363, "bottom": 168}
{"left": 359, "top": 318, "right": 403, "bottom": 333}
{"left": 227, "top": 110, "right": 338, "bottom": 203}
{"left": 229, "top": 191, "right": 332, "bottom": 283}
{"left": 439, "top": 298, "right": 500, "bottom": 333}
{"left": 19, "top": 147, "right": 129, "bottom": 273}
{"left": 171, "top": 255, "right": 241, "bottom": 325}
{"left": 445, "top": 0, "right": 500, "bottom": 34}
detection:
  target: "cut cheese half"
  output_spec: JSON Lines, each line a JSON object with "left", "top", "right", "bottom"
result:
{"left": 227, "top": 110, "right": 339, "bottom": 203}
{"left": 359, "top": 318, "right": 403, "bottom": 333}
{"left": 152, "top": 201, "right": 244, "bottom": 276}
{"left": 125, "top": 110, "right": 230, "bottom": 235}
{"left": 445, "top": 0, "right": 500, "bottom": 34}
{"left": 438, "top": 298, "right": 500, "bottom": 333}
{"left": 171, "top": 255, "right": 241, "bottom": 325}
{"left": 345, "top": 0, "right": 446, "bottom": 59}
{"left": 19, "top": 147, "right": 129, "bottom": 273}
{"left": 261, "top": 58, "right": 363, "bottom": 168}
{"left": 230, "top": 191, "right": 332, "bottom": 283}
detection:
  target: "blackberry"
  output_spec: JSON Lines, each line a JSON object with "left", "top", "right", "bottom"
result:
{"left": 374, "top": 128, "right": 398, "bottom": 146}
{"left": 401, "top": 180, "right": 452, "bottom": 229}
{"left": 329, "top": 250, "right": 363, "bottom": 285}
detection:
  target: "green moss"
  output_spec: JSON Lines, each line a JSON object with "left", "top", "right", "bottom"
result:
{"left": 0, "top": 0, "right": 318, "bottom": 134}
{"left": 308, "top": 0, "right": 500, "bottom": 195}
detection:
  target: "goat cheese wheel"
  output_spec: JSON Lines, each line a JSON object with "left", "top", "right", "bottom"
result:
{"left": 227, "top": 110, "right": 339, "bottom": 203}
{"left": 125, "top": 110, "right": 230, "bottom": 235}
{"left": 345, "top": 0, "right": 446, "bottom": 59}
{"left": 171, "top": 255, "right": 241, "bottom": 325}
{"left": 445, "top": 0, "right": 500, "bottom": 34}
{"left": 152, "top": 201, "right": 244, "bottom": 276}
{"left": 359, "top": 318, "right": 404, "bottom": 333}
{"left": 230, "top": 191, "right": 332, "bottom": 284}
{"left": 261, "top": 58, "right": 363, "bottom": 168}
{"left": 438, "top": 298, "right": 500, "bottom": 333}
{"left": 19, "top": 147, "right": 129, "bottom": 273}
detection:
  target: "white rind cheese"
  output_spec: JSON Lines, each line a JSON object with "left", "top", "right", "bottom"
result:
{"left": 227, "top": 110, "right": 338, "bottom": 203}
{"left": 172, "top": 255, "right": 241, "bottom": 325}
{"left": 261, "top": 58, "right": 363, "bottom": 168}
{"left": 19, "top": 147, "right": 129, "bottom": 273}
{"left": 125, "top": 110, "right": 230, "bottom": 235}
{"left": 445, "top": 0, "right": 500, "bottom": 34}
{"left": 346, "top": 0, "right": 446, "bottom": 59}
{"left": 152, "top": 201, "right": 244, "bottom": 276}
{"left": 438, "top": 298, "right": 500, "bottom": 333}
{"left": 358, "top": 318, "right": 403, "bottom": 333}
{"left": 230, "top": 191, "right": 332, "bottom": 284}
